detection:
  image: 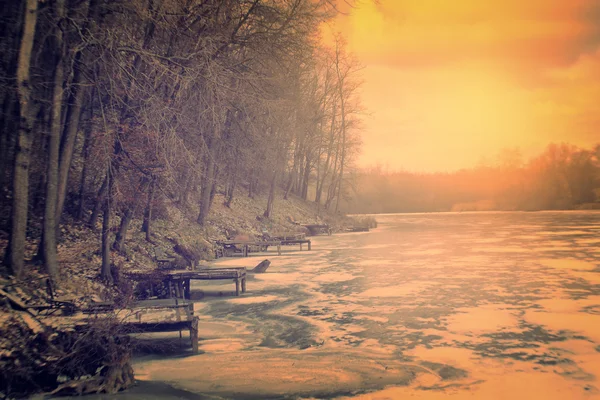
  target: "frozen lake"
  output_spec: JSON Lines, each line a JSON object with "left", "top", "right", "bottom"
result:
{"left": 131, "top": 212, "right": 600, "bottom": 399}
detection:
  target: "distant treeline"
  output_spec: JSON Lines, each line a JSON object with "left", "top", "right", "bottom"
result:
{"left": 0, "top": 0, "right": 362, "bottom": 284}
{"left": 345, "top": 144, "right": 600, "bottom": 214}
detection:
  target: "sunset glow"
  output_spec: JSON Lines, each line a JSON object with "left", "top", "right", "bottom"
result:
{"left": 328, "top": 0, "right": 600, "bottom": 171}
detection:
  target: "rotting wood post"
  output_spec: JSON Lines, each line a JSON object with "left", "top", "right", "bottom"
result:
{"left": 308, "top": 240, "right": 311, "bottom": 251}
{"left": 184, "top": 279, "right": 191, "bottom": 300}
{"left": 190, "top": 317, "right": 199, "bottom": 354}
{"left": 277, "top": 243, "right": 281, "bottom": 256}
{"left": 176, "top": 281, "right": 182, "bottom": 298}
{"left": 241, "top": 277, "right": 246, "bottom": 293}
{"left": 243, "top": 245, "right": 248, "bottom": 257}
{"left": 235, "top": 278, "right": 240, "bottom": 296}
{"left": 167, "top": 280, "right": 173, "bottom": 298}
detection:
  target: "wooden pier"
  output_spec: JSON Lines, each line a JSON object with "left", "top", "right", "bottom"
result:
{"left": 280, "top": 238, "right": 311, "bottom": 250}
{"left": 166, "top": 268, "right": 248, "bottom": 298}
{"left": 218, "top": 240, "right": 282, "bottom": 257}
{"left": 43, "top": 299, "right": 200, "bottom": 354}
{"left": 121, "top": 299, "right": 199, "bottom": 353}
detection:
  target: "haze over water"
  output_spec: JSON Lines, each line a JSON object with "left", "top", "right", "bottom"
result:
{"left": 134, "top": 212, "right": 600, "bottom": 399}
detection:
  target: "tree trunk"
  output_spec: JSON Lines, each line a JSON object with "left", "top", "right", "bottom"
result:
{"left": 141, "top": 177, "right": 155, "bottom": 242}
{"left": 315, "top": 99, "right": 336, "bottom": 205}
{"left": 263, "top": 171, "right": 277, "bottom": 218}
{"left": 335, "top": 43, "right": 347, "bottom": 214}
{"left": 224, "top": 171, "right": 236, "bottom": 208}
{"left": 100, "top": 194, "right": 113, "bottom": 284}
{"left": 335, "top": 106, "right": 346, "bottom": 213}
{"left": 209, "top": 164, "right": 219, "bottom": 207}
{"left": 56, "top": 84, "right": 86, "bottom": 223}
{"left": 301, "top": 153, "right": 311, "bottom": 200}
{"left": 113, "top": 178, "right": 146, "bottom": 252}
{"left": 43, "top": 0, "right": 67, "bottom": 284}
{"left": 283, "top": 167, "right": 294, "bottom": 200}
{"left": 77, "top": 105, "right": 93, "bottom": 220}
{"left": 0, "top": 93, "right": 17, "bottom": 202}
{"left": 7, "top": 0, "right": 39, "bottom": 278}
{"left": 197, "top": 155, "right": 215, "bottom": 225}
{"left": 89, "top": 174, "right": 108, "bottom": 230}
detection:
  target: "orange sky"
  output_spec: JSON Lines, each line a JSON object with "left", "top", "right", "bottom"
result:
{"left": 325, "top": 0, "right": 600, "bottom": 172}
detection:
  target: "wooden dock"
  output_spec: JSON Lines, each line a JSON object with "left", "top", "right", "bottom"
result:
{"left": 43, "top": 299, "right": 200, "bottom": 353}
{"left": 218, "top": 240, "right": 282, "bottom": 257}
{"left": 166, "top": 268, "right": 248, "bottom": 298}
{"left": 280, "top": 238, "right": 311, "bottom": 250}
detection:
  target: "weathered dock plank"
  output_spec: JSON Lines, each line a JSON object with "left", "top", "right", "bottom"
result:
{"left": 280, "top": 239, "right": 312, "bottom": 250}
{"left": 218, "top": 240, "right": 282, "bottom": 257}
{"left": 42, "top": 299, "right": 200, "bottom": 353}
{"left": 166, "top": 268, "right": 248, "bottom": 298}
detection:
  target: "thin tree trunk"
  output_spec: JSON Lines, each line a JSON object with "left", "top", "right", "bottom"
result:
{"left": 100, "top": 192, "right": 113, "bottom": 284}
{"left": 89, "top": 174, "right": 108, "bottom": 230}
{"left": 56, "top": 84, "right": 86, "bottom": 223}
{"left": 209, "top": 164, "right": 219, "bottom": 206}
{"left": 43, "top": 0, "right": 67, "bottom": 283}
{"left": 77, "top": 105, "right": 93, "bottom": 220}
{"left": 6, "top": 0, "right": 39, "bottom": 278}
{"left": 301, "top": 153, "right": 311, "bottom": 200}
{"left": 224, "top": 171, "right": 236, "bottom": 208}
{"left": 283, "top": 167, "right": 294, "bottom": 200}
{"left": 56, "top": 0, "right": 94, "bottom": 223}
{"left": 335, "top": 43, "right": 348, "bottom": 214}
{"left": 0, "top": 93, "right": 17, "bottom": 200}
{"left": 113, "top": 180, "right": 146, "bottom": 252}
{"left": 142, "top": 177, "right": 155, "bottom": 242}
{"left": 315, "top": 99, "right": 336, "bottom": 205}
{"left": 263, "top": 170, "right": 277, "bottom": 218}
{"left": 197, "top": 155, "right": 215, "bottom": 225}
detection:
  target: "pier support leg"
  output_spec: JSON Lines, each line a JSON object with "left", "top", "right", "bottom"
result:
{"left": 190, "top": 317, "right": 199, "bottom": 354}
{"left": 241, "top": 277, "right": 246, "bottom": 293}
{"left": 235, "top": 278, "right": 240, "bottom": 296}
{"left": 243, "top": 245, "right": 248, "bottom": 257}
{"left": 167, "top": 280, "right": 173, "bottom": 298}
{"left": 184, "top": 279, "right": 191, "bottom": 300}
{"left": 308, "top": 240, "right": 311, "bottom": 251}
{"left": 277, "top": 244, "right": 281, "bottom": 256}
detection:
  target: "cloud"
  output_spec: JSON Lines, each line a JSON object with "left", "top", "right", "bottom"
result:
{"left": 327, "top": 1, "right": 600, "bottom": 171}
{"left": 342, "top": 0, "right": 600, "bottom": 79}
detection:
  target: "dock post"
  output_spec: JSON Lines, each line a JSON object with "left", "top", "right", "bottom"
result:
{"left": 241, "top": 277, "right": 246, "bottom": 293}
{"left": 167, "top": 280, "right": 173, "bottom": 298}
{"left": 184, "top": 279, "right": 191, "bottom": 300}
{"left": 243, "top": 245, "right": 248, "bottom": 257}
{"left": 235, "top": 278, "right": 240, "bottom": 296}
{"left": 308, "top": 240, "right": 311, "bottom": 251}
{"left": 277, "top": 243, "right": 281, "bottom": 256}
{"left": 190, "top": 317, "right": 199, "bottom": 354}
